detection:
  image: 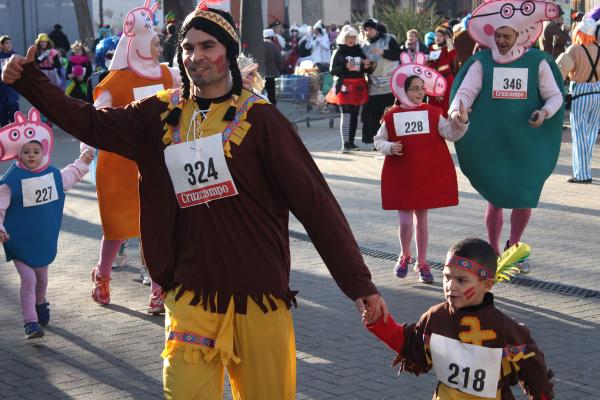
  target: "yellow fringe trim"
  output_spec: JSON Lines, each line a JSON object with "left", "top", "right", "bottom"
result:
{"left": 501, "top": 350, "right": 535, "bottom": 376}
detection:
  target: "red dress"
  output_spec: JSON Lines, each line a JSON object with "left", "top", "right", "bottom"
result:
{"left": 381, "top": 104, "right": 458, "bottom": 210}
{"left": 325, "top": 77, "right": 369, "bottom": 106}
{"left": 427, "top": 46, "right": 457, "bottom": 116}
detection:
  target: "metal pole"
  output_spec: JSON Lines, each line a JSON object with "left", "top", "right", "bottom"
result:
{"left": 284, "top": 0, "right": 290, "bottom": 27}
{"left": 99, "top": 0, "right": 104, "bottom": 25}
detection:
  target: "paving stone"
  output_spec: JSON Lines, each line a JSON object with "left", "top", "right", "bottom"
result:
{"left": 0, "top": 106, "right": 598, "bottom": 398}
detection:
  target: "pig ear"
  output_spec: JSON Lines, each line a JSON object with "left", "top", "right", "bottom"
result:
{"left": 28, "top": 108, "right": 41, "bottom": 123}
{"left": 400, "top": 52, "right": 412, "bottom": 64}
{"left": 415, "top": 52, "right": 426, "bottom": 64}
{"left": 395, "top": 72, "right": 407, "bottom": 88}
{"left": 14, "top": 111, "right": 26, "bottom": 124}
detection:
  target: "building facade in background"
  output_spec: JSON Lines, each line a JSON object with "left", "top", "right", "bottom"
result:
{"left": 3, "top": 0, "right": 600, "bottom": 57}
{"left": 0, "top": 0, "right": 93, "bottom": 54}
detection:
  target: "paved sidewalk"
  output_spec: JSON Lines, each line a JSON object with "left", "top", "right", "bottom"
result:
{"left": 0, "top": 113, "right": 599, "bottom": 399}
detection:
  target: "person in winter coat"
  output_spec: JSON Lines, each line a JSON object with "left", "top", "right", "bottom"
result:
{"left": 263, "top": 29, "right": 284, "bottom": 104}
{"left": 327, "top": 25, "right": 369, "bottom": 152}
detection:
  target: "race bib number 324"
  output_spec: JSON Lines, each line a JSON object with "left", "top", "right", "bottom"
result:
{"left": 164, "top": 133, "right": 238, "bottom": 208}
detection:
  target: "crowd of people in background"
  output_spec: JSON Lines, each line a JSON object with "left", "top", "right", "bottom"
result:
{"left": 0, "top": 0, "right": 598, "bottom": 320}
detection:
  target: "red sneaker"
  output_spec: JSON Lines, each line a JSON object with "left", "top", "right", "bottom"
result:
{"left": 147, "top": 288, "right": 165, "bottom": 315}
{"left": 91, "top": 267, "right": 111, "bottom": 305}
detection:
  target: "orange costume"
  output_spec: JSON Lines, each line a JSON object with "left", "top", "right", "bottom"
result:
{"left": 93, "top": 66, "right": 173, "bottom": 239}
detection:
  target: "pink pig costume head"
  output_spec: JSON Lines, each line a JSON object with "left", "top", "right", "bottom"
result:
{"left": 0, "top": 108, "right": 54, "bottom": 173}
{"left": 469, "top": 1, "right": 559, "bottom": 64}
{"left": 390, "top": 52, "right": 447, "bottom": 108}
{"left": 109, "top": 0, "right": 161, "bottom": 79}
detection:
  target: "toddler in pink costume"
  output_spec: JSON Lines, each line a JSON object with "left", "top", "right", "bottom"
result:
{"left": 0, "top": 108, "right": 92, "bottom": 338}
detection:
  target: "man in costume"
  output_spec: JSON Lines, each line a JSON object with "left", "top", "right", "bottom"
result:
{"left": 428, "top": 25, "right": 457, "bottom": 116}
{"left": 87, "top": 0, "right": 180, "bottom": 313}
{"left": 361, "top": 18, "right": 401, "bottom": 146}
{"left": 2, "top": 4, "right": 388, "bottom": 399}
{"left": 556, "top": 12, "right": 600, "bottom": 183}
{"left": 449, "top": 0, "right": 564, "bottom": 269}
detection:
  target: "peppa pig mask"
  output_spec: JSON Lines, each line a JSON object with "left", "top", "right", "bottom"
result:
{"left": 0, "top": 108, "right": 54, "bottom": 173}
{"left": 468, "top": 1, "right": 559, "bottom": 64}
{"left": 109, "top": 0, "right": 161, "bottom": 79}
{"left": 390, "top": 52, "right": 447, "bottom": 108}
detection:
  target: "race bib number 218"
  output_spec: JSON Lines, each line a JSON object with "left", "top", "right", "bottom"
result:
{"left": 429, "top": 333, "right": 502, "bottom": 398}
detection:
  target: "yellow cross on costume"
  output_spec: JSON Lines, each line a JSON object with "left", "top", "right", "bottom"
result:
{"left": 458, "top": 316, "right": 497, "bottom": 345}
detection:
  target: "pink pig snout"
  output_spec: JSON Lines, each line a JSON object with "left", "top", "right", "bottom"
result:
{"left": 544, "top": 2, "right": 559, "bottom": 19}
{"left": 431, "top": 76, "right": 446, "bottom": 97}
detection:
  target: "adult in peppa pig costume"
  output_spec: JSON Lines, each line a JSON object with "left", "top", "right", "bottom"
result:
{"left": 0, "top": 108, "right": 92, "bottom": 339}
{"left": 374, "top": 52, "right": 469, "bottom": 284}
{"left": 89, "top": 0, "right": 180, "bottom": 313}
{"left": 449, "top": 0, "right": 564, "bottom": 262}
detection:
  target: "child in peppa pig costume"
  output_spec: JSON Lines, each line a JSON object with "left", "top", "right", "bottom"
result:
{"left": 0, "top": 108, "right": 93, "bottom": 339}
{"left": 449, "top": 0, "right": 564, "bottom": 270}
{"left": 374, "top": 52, "right": 469, "bottom": 284}
{"left": 89, "top": 0, "right": 180, "bottom": 314}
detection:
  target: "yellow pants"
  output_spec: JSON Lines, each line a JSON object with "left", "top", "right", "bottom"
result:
{"left": 162, "top": 290, "right": 296, "bottom": 399}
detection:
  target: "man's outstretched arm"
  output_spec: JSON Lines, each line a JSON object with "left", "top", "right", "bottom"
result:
{"left": 2, "top": 45, "right": 159, "bottom": 162}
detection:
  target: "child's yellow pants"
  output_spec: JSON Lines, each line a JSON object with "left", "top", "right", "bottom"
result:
{"left": 162, "top": 289, "right": 296, "bottom": 399}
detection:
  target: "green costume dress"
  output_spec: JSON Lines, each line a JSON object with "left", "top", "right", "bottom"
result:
{"left": 450, "top": 48, "right": 564, "bottom": 208}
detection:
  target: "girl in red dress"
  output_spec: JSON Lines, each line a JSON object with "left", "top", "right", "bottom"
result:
{"left": 375, "top": 56, "right": 469, "bottom": 283}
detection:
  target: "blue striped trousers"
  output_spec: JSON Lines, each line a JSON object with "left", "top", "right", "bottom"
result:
{"left": 570, "top": 81, "right": 600, "bottom": 180}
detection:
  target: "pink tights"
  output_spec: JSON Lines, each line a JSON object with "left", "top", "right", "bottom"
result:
{"left": 14, "top": 260, "right": 48, "bottom": 324}
{"left": 96, "top": 236, "right": 161, "bottom": 292}
{"left": 485, "top": 203, "right": 532, "bottom": 255}
{"left": 397, "top": 209, "right": 429, "bottom": 265}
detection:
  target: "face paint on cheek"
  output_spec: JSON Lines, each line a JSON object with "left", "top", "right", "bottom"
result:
{"left": 213, "top": 54, "right": 227, "bottom": 74}
{"left": 464, "top": 286, "right": 476, "bottom": 300}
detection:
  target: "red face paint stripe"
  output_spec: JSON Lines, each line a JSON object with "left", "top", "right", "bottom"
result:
{"left": 214, "top": 54, "right": 227, "bottom": 74}
{"left": 464, "top": 287, "right": 476, "bottom": 300}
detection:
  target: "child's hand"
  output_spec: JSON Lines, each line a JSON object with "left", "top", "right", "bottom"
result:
{"left": 79, "top": 149, "right": 94, "bottom": 165}
{"left": 362, "top": 306, "right": 375, "bottom": 324}
{"left": 0, "top": 231, "right": 10, "bottom": 243}
{"left": 390, "top": 142, "right": 403, "bottom": 156}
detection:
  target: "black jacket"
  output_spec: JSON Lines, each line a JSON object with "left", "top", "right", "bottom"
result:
{"left": 264, "top": 40, "right": 284, "bottom": 78}
{"left": 330, "top": 45, "right": 367, "bottom": 79}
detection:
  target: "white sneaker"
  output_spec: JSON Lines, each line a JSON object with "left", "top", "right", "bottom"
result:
{"left": 140, "top": 267, "right": 151, "bottom": 285}
{"left": 517, "top": 259, "right": 531, "bottom": 274}
{"left": 112, "top": 241, "right": 128, "bottom": 268}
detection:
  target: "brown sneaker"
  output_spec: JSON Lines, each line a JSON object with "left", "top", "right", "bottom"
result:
{"left": 91, "top": 267, "right": 111, "bottom": 305}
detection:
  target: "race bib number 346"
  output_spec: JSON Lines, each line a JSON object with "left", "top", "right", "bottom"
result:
{"left": 164, "top": 133, "right": 238, "bottom": 208}
{"left": 429, "top": 334, "right": 502, "bottom": 399}
{"left": 393, "top": 110, "right": 430, "bottom": 136}
{"left": 21, "top": 173, "right": 59, "bottom": 207}
{"left": 492, "top": 68, "right": 528, "bottom": 99}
